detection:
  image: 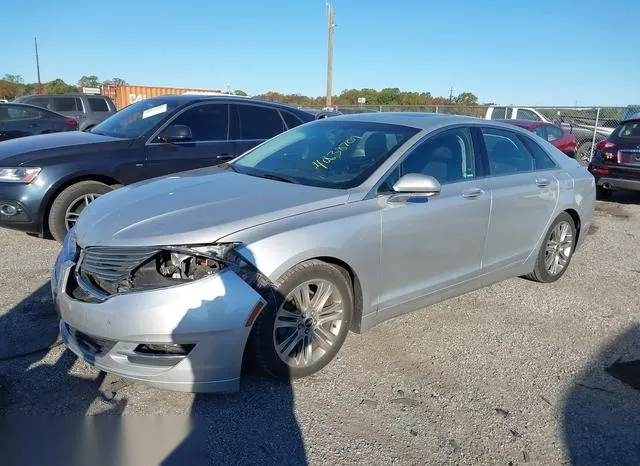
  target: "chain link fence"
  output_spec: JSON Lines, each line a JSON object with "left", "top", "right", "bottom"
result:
{"left": 315, "top": 104, "right": 640, "bottom": 166}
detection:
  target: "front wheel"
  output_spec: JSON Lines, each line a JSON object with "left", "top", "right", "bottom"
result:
{"left": 248, "top": 260, "right": 353, "bottom": 380}
{"left": 48, "top": 181, "right": 113, "bottom": 242}
{"left": 525, "top": 212, "right": 576, "bottom": 283}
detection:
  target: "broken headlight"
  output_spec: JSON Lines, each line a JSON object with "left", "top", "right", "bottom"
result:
{"left": 121, "top": 243, "right": 258, "bottom": 293}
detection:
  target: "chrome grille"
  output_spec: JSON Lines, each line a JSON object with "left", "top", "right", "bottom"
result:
{"left": 79, "top": 247, "right": 159, "bottom": 281}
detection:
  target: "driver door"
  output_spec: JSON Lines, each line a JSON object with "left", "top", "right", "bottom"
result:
{"left": 145, "top": 103, "right": 235, "bottom": 178}
{"left": 377, "top": 127, "right": 491, "bottom": 316}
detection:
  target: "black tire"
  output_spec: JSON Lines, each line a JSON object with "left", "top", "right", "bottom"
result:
{"left": 525, "top": 212, "right": 576, "bottom": 283}
{"left": 596, "top": 186, "right": 612, "bottom": 200}
{"left": 248, "top": 259, "right": 353, "bottom": 380}
{"left": 48, "top": 181, "right": 113, "bottom": 242}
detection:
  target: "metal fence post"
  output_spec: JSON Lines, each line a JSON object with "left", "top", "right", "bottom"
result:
{"left": 435, "top": 105, "right": 439, "bottom": 113}
{"left": 590, "top": 107, "right": 600, "bottom": 161}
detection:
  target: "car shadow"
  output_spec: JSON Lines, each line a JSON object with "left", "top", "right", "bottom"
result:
{"left": 562, "top": 324, "right": 640, "bottom": 464}
{"left": 1, "top": 272, "right": 306, "bottom": 465}
{"left": 599, "top": 190, "right": 640, "bottom": 206}
{"left": 162, "top": 250, "right": 307, "bottom": 465}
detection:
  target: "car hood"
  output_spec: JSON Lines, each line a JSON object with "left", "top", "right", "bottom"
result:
{"left": 0, "top": 131, "right": 130, "bottom": 164}
{"left": 75, "top": 168, "right": 349, "bottom": 247}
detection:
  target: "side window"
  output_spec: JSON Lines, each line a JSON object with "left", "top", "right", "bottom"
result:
{"left": 517, "top": 109, "right": 540, "bottom": 121}
{"left": 546, "top": 125, "right": 563, "bottom": 141}
{"left": 534, "top": 126, "right": 546, "bottom": 139}
{"left": 88, "top": 97, "right": 110, "bottom": 112}
{"left": 482, "top": 128, "right": 535, "bottom": 175}
{"left": 3, "top": 106, "right": 41, "bottom": 120}
{"left": 169, "top": 103, "right": 229, "bottom": 142}
{"left": 280, "top": 110, "right": 304, "bottom": 129}
{"left": 400, "top": 128, "right": 475, "bottom": 184}
{"left": 52, "top": 97, "right": 79, "bottom": 112}
{"left": 519, "top": 136, "right": 557, "bottom": 170}
{"left": 490, "top": 107, "right": 507, "bottom": 119}
{"left": 25, "top": 97, "right": 51, "bottom": 109}
{"left": 237, "top": 105, "right": 285, "bottom": 140}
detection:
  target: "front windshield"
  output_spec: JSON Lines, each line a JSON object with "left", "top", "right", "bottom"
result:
{"left": 91, "top": 98, "right": 180, "bottom": 139}
{"left": 232, "top": 120, "right": 419, "bottom": 189}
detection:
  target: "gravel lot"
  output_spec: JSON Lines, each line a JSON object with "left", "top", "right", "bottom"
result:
{"left": 1, "top": 193, "right": 639, "bottom": 465}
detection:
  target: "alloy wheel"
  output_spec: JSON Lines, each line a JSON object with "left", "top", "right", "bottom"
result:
{"left": 544, "top": 221, "right": 573, "bottom": 276}
{"left": 64, "top": 193, "right": 101, "bottom": 230}
{"left": 273, "top": 279, "right": 345, "bottom": 368}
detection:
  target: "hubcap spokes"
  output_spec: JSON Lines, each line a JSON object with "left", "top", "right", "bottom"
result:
{"left": 64, "top": 193, "right": 100, "bottom": 230}
{"left": 544, "top": 221, "right": 573, "bottom": 275}
{"left": 273, "top": 279, "right": 344, "bottom": 367}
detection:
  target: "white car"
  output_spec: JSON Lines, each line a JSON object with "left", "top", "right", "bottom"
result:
{"left": 485, "top": 106, "right": 550, "bottom": 122}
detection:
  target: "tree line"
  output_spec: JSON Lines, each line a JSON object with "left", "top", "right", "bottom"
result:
{"left": 1, "top": 73, "right": 479, "bottom": 108}
{"left": 0, "top": 74, "right": 128, "bottom": 100}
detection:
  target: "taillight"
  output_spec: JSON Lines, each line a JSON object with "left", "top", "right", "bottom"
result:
{"left": 65, "top": 119, "right": 78, "bottom": 127}
{"left": 595, "top": 140, "right": 617, "bottom": 151}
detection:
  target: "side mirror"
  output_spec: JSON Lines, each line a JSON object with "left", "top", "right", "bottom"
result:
{"left": 159, "top": 124, "right": 192, "bottom": 143}
{"left": 389, "top": 173, "right": 441, "bottom": 203}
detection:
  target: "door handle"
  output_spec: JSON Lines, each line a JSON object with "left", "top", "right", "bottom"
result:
{"left": 461, "top": 188, "right": 484, "bottom": 199}
{"left": 535, "top": 178, "right": 551, "bottom": 187}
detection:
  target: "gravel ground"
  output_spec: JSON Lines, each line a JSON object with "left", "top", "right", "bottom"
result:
{"left": 1, "top": 193, "right": 639, "bottom": 465}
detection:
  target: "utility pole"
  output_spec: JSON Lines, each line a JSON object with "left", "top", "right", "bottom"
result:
{"left": 448, "top": 86, "right": 454, "bottom": 103}
{"left": 326, "top": 1, "right": 335, "bottom": 109}
{"left": 34, "top": 37, "right": 42, "bottom": 94}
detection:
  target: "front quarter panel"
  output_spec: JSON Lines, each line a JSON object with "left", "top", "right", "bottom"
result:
{"left": 219, "top": 200, "right": 383, "bottom": 330}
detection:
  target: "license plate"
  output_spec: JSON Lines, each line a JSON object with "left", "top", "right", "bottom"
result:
{"left": 619, "top": 151, "right": 640, "bottom": 167}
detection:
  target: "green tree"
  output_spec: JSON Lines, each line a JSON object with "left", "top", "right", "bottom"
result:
{"left": 3, "top": 74, "right": 24, "bottom": 84}
{"left": 455, "top": 92, "right": 478, "bottom": 106}
{"left": 77, "top": 75, "right": 100, "bottom": 88}
{"left": 234, "top": 89, "right": 248, "bottom": 96}
{"left": 103, "top": 77, "right": 127, "bottom": 86}
{"left": 45, "top": 79, "right": 79, "bottom": 94}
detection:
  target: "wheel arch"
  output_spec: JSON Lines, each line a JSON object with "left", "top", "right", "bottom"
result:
{"left": 564, "top": 208, "right": 582, "bottom": 245}
{"left": 41, "top": 174, "right": 122, "bottom": 236}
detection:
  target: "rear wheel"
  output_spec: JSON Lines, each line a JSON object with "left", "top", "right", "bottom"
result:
{"left": 249, "top": 260, "right": 353, "bottom": 380}
{"left": 526, "top": 212, "right": 576, "bottom": 283}
{"left": 48, "top": 181, "right": 113, "bottom": 242}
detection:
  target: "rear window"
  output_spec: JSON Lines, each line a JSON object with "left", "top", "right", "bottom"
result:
{"left": 618, "top": 121, "right": 640, "bottom": 139}
{"left": 280, "top": 110, "right": 304, "bottom": 129}
{"left": 88, "top": 97, "right": 110, "bottom": 112}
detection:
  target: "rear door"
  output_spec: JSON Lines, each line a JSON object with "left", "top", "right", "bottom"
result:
{"left": 231, "top": 103, "right": 287, "bottom": 155}
{"left": 479, "top": 127, "right": 559, "bottom": 271}
{"left": 144, "top": 102, "right": 234, "bottom": 178}
{"left": 51, "top": 96, "right": 86, "bottom": 126}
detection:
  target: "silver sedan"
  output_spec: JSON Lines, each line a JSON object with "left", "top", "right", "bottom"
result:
{"left": 51, "top": 113, "right": 596, "bottom": 392}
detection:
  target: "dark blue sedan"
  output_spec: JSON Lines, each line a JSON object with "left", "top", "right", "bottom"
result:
{"left": 0, "top": 103, "right": 78, "bottom": 141}
{"left": 0, "top": 95, "right": 313, "bottom": 241}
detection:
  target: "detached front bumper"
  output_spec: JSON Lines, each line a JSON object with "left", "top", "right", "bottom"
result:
{"left": 52, "top": 253, "right": 264, "bottom": 393}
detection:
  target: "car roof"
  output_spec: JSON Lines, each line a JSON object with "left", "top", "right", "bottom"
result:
{"left": 135, "top": 94, "right": 311, "bottom": 114}
{"left": 322, "top": 111, "right": 481, "bottom": 130}
{"left": 15, "top": 93, "right": 108, "bottom": 98}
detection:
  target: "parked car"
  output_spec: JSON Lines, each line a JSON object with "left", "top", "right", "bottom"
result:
{"left": 588, "top": 114, "right": 640, "bottom": 199}
{"left": 51, "top": 113, "right": 595, "bottom": 393}
{"left": 1, "top": 103, "right": 78, "bottom": 141}
{"left": 486, "top": 106, "right": 550, "bottom": 122}
{"left": 499, "top": 119, "right": 577, "bottom": 157}
{"left": 13, "top": 93, "right": 116, "bottom": 131}
{"left": 0, "top": 95, "right": 314, "bottom": 242}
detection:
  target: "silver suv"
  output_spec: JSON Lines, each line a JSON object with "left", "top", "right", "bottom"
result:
{"left": 14, "top": 93, "right": 116, "bottom": 131}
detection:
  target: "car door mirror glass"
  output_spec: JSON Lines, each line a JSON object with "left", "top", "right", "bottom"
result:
{"left": 392, "top": 173, "right": 441, "bottom": 195}
{"left": 160, "top": 124, "right": 192, "bottom": 143}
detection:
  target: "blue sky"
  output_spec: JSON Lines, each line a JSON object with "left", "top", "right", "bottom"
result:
{"left": 1, "top": 0, "right": 638, "bottom": 105}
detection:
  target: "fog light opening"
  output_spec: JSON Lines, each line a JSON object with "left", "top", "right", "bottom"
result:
{"left": 134, "top": 343, "right": 195, "bottom": 356}
{"left": 0, "top": 204, "right": 20, "bottom": 216}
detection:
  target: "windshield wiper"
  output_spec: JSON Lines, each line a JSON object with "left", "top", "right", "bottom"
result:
{"left": 249, "top": 172, "right": 300, "bottom": 184}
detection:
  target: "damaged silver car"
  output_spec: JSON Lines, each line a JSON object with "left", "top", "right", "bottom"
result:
{"left": 51, "top": 113, "right": 595, "bottom": 392}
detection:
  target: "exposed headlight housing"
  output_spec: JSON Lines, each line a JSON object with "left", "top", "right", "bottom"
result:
{"left": 0, "top": 167, "right": 42, "bottom": 184}
{"left": 62, "top": 228, "right": 79, "bottom": 262}
{"left": 75, "top": 242, "right": 259, "bottom": 298}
